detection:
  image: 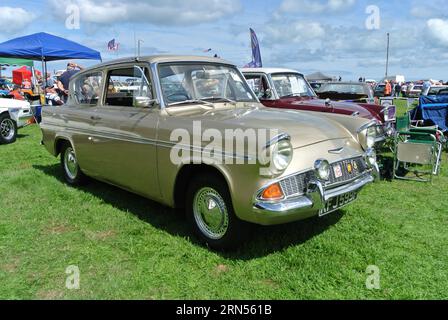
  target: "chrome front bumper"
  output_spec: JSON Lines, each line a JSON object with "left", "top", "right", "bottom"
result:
{"left": 252, "top": 172, "right": 374, "bottom": 225}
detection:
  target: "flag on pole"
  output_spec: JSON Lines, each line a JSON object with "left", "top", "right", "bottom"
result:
{"left": 108, "top": 39, "right": 119, "bottom": 51}
{"left": 244, "top": 28, "right": 262, "bottom": 68}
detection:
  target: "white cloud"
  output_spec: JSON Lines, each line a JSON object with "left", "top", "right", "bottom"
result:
{"left": 51, "top": 0, "right": 242, "bottom": 26}
{"left": 279, "top": 0, "right": 356, "bottom": 14}
{"left": 0, "top": 7, "right": 35, "bottom": 34}
{"left": 427, "top": 19, "right": 448, "bottom": 46}
{"left": 266, "top": 21, "right": 325, "bottom": 44}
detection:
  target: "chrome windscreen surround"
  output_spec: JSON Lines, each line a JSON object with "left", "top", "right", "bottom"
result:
{"left": 277, "top": 156, "right": 369, "bottom": 198}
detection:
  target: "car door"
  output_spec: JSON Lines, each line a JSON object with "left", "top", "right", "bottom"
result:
{"left": 65, "top": 71, "right": 104, "bottom": 174}
{"left": 86, "top": 64, "right": 161, "bottom": 201}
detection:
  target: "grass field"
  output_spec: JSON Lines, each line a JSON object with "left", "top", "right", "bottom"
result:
{"left": 1, "top": 104, "right": 447, "bottom": 299}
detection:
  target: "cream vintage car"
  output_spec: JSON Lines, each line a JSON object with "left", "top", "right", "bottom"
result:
{"left": 40, "top": 56, "right": 378, "bottom": 250}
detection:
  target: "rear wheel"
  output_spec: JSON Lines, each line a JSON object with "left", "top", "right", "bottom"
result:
{"left": 60, "top": 142, "right": 86, "bottom": 186}
{"left": 0, "top": 113, "right": 17, "bottom": 145}
{"left": 186, "top": 173, "right": 249, "bottom": 250}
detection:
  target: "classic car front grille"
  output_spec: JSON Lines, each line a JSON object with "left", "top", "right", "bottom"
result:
{"left": 279, "top": 157, "right": 368, "bottom": 198}
{"left": 279, "top": 171, "right": 314, "bottom": 198}
{"left": 327, "top": 157, "right": 367, "bottom": 186}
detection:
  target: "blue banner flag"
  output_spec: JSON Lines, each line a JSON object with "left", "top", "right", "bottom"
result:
{"left": 244, "top": 28, "right": 262, "bottom": 68}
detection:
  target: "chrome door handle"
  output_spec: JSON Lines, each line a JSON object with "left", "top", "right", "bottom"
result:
{"left": 88, "top": 136, "right": 100, "bottom": 143}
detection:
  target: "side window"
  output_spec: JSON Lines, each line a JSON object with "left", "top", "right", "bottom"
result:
{"left": 245, "top": 74, "right": 270, "bottom": 99}
{"left": 73, "top": 72, "right": 102, "bottom": 105}
{"left": 104, "top": 66, "right": 152, "bottom": 107}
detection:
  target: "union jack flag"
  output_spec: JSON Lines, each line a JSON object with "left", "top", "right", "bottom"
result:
{"left": 107, "top": 39, "right": 119, "bottom": 51}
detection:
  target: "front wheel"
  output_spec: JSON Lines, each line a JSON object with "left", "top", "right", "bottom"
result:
{"left": 186, "top": 174, "right": 250, "bottom": 250}
{"left": 0, "top": 114, "right": 17, "bottom": 144}
{"left": 60, "top": 142, "right": 86, "bottom": 186}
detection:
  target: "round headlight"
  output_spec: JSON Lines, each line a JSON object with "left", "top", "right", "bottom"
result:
{"left": 271, "top": 139, "right": 293, "bottom": 172}
{"left": 314, "top": 159, "right": 330, "bottom": 181}
{"left": 365, "top": 148, "right": 377, "bottom": 168}
{"left": 383, "top": 108, "right": 389, "bottom": 122}
{"left": 366, "top": 126, "right": 376, "bottom": 149}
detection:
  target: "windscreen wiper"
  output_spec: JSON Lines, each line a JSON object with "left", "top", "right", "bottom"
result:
{"left": 200, "top": 97, "right": 237, "bottom": 105}
{"left": 280, "top": 93, "right": 307, "bottom": 98}
{"left": 168, "top": 99, "right": 215, "bottom": 108}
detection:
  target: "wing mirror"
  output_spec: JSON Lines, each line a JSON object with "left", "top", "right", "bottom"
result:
{"left": 134, "top": 96, "right": 157, "bottom": 108}
{"left": 325, "top": 98, "right": 332, "bottom": 108}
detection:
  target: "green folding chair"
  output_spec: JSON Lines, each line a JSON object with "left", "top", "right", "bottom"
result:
{"left": 393, "top": 115, "right": 443, "bottom": 182}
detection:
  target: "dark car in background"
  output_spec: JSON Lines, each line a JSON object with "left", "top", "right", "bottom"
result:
{"left": 428, "top": 86, "right": 448, "bottom": 96}
{"left": 374, "top": 83, "right": 386, "bottom": 98}
{"left": 316, "top": 82, "right": 376, "bottom": 104}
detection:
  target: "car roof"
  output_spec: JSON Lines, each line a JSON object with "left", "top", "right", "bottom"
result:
{"left": 321, "top": 82, "right": 368, "bottom": 86}
{"left": 241, "top": 68, "right": 304, "bottom": 75}
{"left": 80, "top": 55, "right": 235, "bottom": 73}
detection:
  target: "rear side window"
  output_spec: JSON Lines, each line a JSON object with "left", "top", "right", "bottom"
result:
{"left": 104, "top": 66, "right": 153, "bottom": 107}
{"left": 72, "top": 72, "right": 103, "bottom": 105}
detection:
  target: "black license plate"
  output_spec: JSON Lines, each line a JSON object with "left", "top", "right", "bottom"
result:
{"left": 319, "top": 191, "right": 358, "bottom": 217}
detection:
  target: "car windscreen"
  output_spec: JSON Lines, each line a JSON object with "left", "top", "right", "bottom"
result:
{"left": 270, "top": 73, "right": 316, "bottom": 98}
{"left": 319, "top": 83, "right": 367, "bottom": 95}
{"left": 158, "top": 63, "right": 257, "bottom": 106}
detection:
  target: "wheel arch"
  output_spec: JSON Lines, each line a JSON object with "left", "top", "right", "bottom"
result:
{"left": 54, "top": 135, "right": 76, "bottom": 157}
{"left": 173, "top": 164, "right": 233, "bottom": 209}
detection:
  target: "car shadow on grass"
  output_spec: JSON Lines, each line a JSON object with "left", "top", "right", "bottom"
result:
{"left": 34, "top": 163, "right": 344, "bottom": 260}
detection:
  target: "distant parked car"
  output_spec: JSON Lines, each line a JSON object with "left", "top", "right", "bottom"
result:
{"left": 427, "top": 86, "right": 448, "bottom": 96}
{"left": 309, "top": 81, "right": 323, "bottom": 91}
{"left": 374, "top": 84, "right": 386, "bottom": 98}
{"left": 242, "top": 68, "right": 395, "bottom": 141}
{"left": 0, "top": 98, "right": 34, "bottom": 144}
{"left": 316, "top": 82, "right": 376, "bottom": 104}
{"left": 407, "top": 84, "right": 423, "bottom": 98}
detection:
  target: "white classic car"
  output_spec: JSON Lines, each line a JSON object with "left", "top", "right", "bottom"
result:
{"left": 0, "top": 98, "right": 34, "bottom": 144}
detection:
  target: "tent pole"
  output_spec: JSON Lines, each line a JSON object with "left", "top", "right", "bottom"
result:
{"left": 44, "top": 60, "right": 48, "bottom": 88}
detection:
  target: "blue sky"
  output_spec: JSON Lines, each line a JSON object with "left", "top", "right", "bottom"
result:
{"left": 1, "top": 0, "right": 447, "bottom": 80}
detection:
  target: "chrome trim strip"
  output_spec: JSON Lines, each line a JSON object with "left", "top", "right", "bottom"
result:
{"left": 42, "top": 122, "right": 254, "bottom": 161}
{"left": 264, "top": 132, "right": 291, "bottom": 148}
{"left": 323, "top": 173, "right": 374, "bottom": 201}
{"left": 151, "top": 62, "right": 165, "bottom": 109}
{"left": 254, "top": 195, "right": 313, "bottom": 212}
{"left": 357, "top": 120, "right": 378, "bottom": 133}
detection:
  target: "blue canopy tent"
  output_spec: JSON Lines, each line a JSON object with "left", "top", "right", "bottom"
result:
{"left": 0, "top": 32, "right": 101, "bottom": 61}
{"left": 0, "top": 32, "right": 101, "bottom": 87}
{"left": 411, "top": 95, "right": 448, "bottom": 131}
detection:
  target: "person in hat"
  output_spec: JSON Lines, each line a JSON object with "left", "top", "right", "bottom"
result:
{"left": 57, "top": 62, "right": 84, "bottom": 103}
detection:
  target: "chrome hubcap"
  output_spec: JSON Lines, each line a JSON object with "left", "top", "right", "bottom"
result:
{"left": 193, "top": 187, "right": 229, "bottom": 240}
{"left": 64, "top": 147, "right": 78, "bottom": 180}
{"left": 0, "top": 118, "right": 15, "bottom": 140}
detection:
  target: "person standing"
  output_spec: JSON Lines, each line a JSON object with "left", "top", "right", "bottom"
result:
{"left": 57, "top": 62, "right": 84, "bottom": 102}
{"left": 384, "top": 80, "right": 392, "bottom": 96}
{"left": 422, "top": 80, "right": 431, "bottom": 96}
{"left": 395, "top": 82, "right": 402, "bottom": 97}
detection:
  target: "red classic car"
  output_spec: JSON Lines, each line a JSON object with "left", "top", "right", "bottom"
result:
{"left": 242, "top": 68, "right": 396, "bottom": 140}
